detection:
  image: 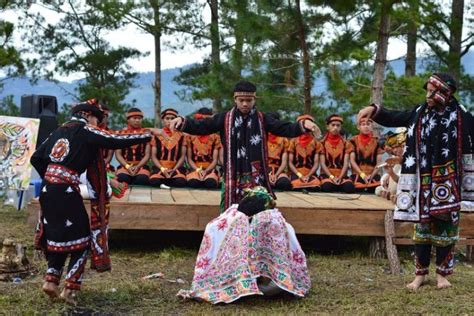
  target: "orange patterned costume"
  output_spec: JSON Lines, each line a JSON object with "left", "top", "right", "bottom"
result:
{"left": 267, "top": 133, "right": 292, "bottom": 190}
{"left": 186, "top": 135, "right": 221, "bottom": 189}
{"left": 150, "top": 109, "right": 187, "bottom": 187}
{"left": 115, "top": 108, "right": 151, "bottom": 185}
{"left": 349, "top": 133, "right": 383, "bottom": 191}
{"left": 288, "top": 115, "right": 322, "bottom": 191}
{"left": 186, "top": 109, "right": 221, "bottom": 189}
{"left": 320, "top": 115, "right": 355, "bottom": 193}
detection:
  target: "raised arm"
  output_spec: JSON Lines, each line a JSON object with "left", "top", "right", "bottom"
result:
{"left": 264, "top": 113, "right": 319, "bottom": 138}
{"left": 357, "top": 104, "right": 417, "bottom": 128}
{"left": 84, "top": 125, "right": 152, "bottom": 149}
{"left": 170, "top": 113, "right": 225, "bottom": 136}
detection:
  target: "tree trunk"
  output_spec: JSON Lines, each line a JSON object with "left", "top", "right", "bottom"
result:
{"left": 448, "top": 0, "right": 464, "bottom": 81}
{"left": 210, "top": 0, "right": 222, "bottom": 112}
{"left": 232, "top": 1, "right": 246, "bottom": 78}
{"left": 405, "top": 2, "right": 417, "bottom": 77}
{"left": 384, "top": 210, "right": 401, "bottom": 274}
{"left": 371, "top": 0, "right": 392, "bottom": 105}
{"left": 295, "top": 0, "right": 312, "bottom": 115}
{"left": 151, "top": 1, "right": 162, "bottom": 127}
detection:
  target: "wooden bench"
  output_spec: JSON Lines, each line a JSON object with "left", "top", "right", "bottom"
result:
{"left": 26, "top": 188, "right": 474, "bottom": 271}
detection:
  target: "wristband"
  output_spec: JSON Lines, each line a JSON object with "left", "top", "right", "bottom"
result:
{"left": 196, "top": 166, "right": 203, "bottom": 173}
{"left": 160, "top": 166, "right": 167, "bottom": 173}
{"left": 296, "top": 172, "right": 303, "bottom": 179}
{"left": 360, "top": 172, "right": 367, "bottom": 180}
{"left": 329, "top": 174, "right": 335, "bottom": 180}
{"left": 125, "top": 163, "right": 131, "bottom": 170}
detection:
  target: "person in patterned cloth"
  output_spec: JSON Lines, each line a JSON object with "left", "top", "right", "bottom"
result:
{"left": 357, "top": 73, "right": 474, "bottom": 290}
{"left": 149, "top": 108, "right": 187, "bottom": 187}
{"left": 266, "top": 112, "right": 292, "bottom": 191}
{"left": 185, "top": 107, "right": 222, "bottom": 189}
{"left": 319, "top": 114, "right": 355, "bottom": 193}
{"left": 177, "top": 186, "right": 311, "bottom": 303}
{"left": 288, "top": 115, "right": 323, "bottom": 191}
{"left": 349, "top": 117, "right": 384, "bottom": 191}
{"left": 168, "top": 80, "right": 320, "bottom": 211}
{"left": 115, "top": 108, "right": 152, "bottom": 185}
{"left": 30, "top": 99, "right": 165, "bottom": 304}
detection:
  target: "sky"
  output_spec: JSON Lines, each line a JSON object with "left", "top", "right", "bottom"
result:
{"left": 2, "top": 2, "right": 472, "bottom": 82}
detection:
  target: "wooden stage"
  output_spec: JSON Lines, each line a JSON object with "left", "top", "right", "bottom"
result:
{"left": 26, "top": 187, "right": 474, "bottom": 243}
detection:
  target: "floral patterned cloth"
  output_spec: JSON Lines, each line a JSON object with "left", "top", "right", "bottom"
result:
{"left": 177, "top": 205, "right": 311, "bottom": 304}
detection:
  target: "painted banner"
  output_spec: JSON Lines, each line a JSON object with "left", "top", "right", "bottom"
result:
{"left": 0, "top": 115, "right": 40, "bottom": 191}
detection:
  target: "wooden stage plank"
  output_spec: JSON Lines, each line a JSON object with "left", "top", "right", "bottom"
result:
{"left": 25, "top": 188, "right": 474, "bottom": 241}
{"left": 274, "top": 192, "right": 314, "bottom": 208}
{"left": 151, "top": 189, "right": 174, "bottom": 204}
{"left": 171, "top": 189, "right": 199, "bottom": 205}
{"left": 188, "top": 189, "right": 221, "bottom": 205}
{"left": 127, "top": 187, "right": 151, "bottom": 203}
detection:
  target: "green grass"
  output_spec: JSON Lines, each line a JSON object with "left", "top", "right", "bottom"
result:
{"left": 1, "top": 205, "right": 473, "bottom": 314}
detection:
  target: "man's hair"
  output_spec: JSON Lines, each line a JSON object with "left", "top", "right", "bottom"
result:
{"left": 326, "top": 114, "right": 343, "bottom": 125}
{"left": 234, "top": 80, "right": 257, "bottom": 93}
{"left": 197, "top": 107, "right": 213, "bottom": 116}
{"left": 126, "top": 107, "right": 144, "bottom": 119}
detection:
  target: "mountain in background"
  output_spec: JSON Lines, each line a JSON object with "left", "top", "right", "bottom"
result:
{"left": 1, "top": 51, "right": 472, "bottom": 117}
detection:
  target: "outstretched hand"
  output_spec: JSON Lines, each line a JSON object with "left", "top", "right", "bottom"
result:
{"left": 303, "top": 120, "right": 322, "bottom": 139}
{"left": 169, "top": 117, "right": 184, "bottom": 132}
{"left": 356, "top": 106, "right": 375, "bottom": 125}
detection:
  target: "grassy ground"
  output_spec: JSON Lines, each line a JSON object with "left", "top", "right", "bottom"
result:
{"left": 1, "top": 205, "right": 473, "bottom": 314}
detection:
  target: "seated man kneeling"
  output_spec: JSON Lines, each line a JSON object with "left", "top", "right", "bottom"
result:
{"left": 178, "top": 186, "right": 311, "bottom": 304}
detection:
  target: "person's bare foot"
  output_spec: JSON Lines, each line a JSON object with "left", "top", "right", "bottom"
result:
{"left": 406, "top": 275, "right": 425, "bottom": 290}
{"left": 60, "top": 288, "right": 78, "bottom": 305}
{"left": 42, "top": 281, "right": 60, "bottom": 299}
{"left": 436, "top": 274, "right": 452, "bottom": 289}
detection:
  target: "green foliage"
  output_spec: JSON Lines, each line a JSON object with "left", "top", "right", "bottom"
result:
{"left": 20, "top": 1, "right": 144, "bottom": 128}
{"left": 0, "top": 95, "right": 19, "bottom": 117}
{"left": 0, "top": 2, "right": 25, "bottom": 91}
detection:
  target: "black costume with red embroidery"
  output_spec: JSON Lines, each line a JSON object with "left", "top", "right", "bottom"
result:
{"left": 178, "top": 107, "right": 307, "bottom": 210}
{"left": 31, "top": 117, "right": 151, "bottom": 290}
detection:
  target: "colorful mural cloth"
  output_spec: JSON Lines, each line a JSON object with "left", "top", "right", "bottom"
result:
{"left": 0, "top": 115, "right": 40, "bottom": 190}
{"left": 177, "top": 205, "right": 311, "bottom": 304}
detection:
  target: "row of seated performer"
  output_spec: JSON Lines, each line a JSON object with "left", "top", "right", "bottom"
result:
{"left": 108, "top": 107, "right": 399, "bottom": 193}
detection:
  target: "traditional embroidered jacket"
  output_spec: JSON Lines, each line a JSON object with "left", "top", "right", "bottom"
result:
{"left": 31, "top": 118, "right": 151, "bottom": 271}
{"left": 117, "top": 126, "right": 149, "bottom": 164}
{"left": 267, "top": 134, "right": 289, "bottom": 171}
{"left": 179, "top": 106, "right": 308, "bottom": 209}
{"left": 186, "top": 133, "right": 222, "bottom": 169}
{"left": 152, "top": 128, "right": 185, "bottom": 170}
{"left": 288, "top": 136, "right": 322, "bottom": 171}
{"left": 350, "top": 134, "right": 384, "bottom": 175}
{"left": 320, "top": 133, "right": 353, "bottom": 177}
{"left": 372, "top": 100, "right": 473, "bottom": 222}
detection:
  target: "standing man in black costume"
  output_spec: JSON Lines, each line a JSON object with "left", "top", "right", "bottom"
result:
{"left": 31, "top": 99, "right": 166, "bottom": 304}
{"left": 358, "top": 73, "right": 473, "bottom": 290}
{"left": 169, "top": 80, "right": 321, "bottom": 210}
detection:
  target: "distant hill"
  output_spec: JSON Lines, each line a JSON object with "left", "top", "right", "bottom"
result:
{"left": 0, "top": 67, "right": 207, "bottom": 117}
{"left": 1, "top": 51, "right": 472, "bottom": 116}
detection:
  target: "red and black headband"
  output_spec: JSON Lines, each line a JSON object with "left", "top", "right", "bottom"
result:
{"left": 161, "top": 108, "right": 178, "bottom": 119}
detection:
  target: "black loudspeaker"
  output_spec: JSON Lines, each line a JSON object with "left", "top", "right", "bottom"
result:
{"left": 21, "top": 95, "right": 59, "bottom": 147}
